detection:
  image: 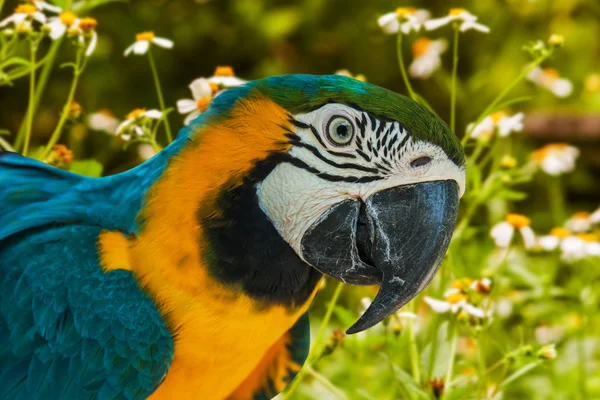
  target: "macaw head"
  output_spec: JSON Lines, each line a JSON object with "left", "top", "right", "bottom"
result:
{"left": 151, "top": 74, "right": 465, "bottom": 334}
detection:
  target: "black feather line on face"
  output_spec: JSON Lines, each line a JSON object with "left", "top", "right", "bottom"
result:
{"left": 288, "top": 140, "right": 380, "bottom": 174}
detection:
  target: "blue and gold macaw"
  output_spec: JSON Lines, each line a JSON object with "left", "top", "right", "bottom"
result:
{"left": 0, "top": 75, "right": 465, "bottom": 400}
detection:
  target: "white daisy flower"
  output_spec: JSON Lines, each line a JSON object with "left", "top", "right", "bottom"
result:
{"left": 467, "top": 111, "right": 524, "bottom": 140}
{"left": 75, "top": 17, "right": 98, "bottom": 56}
{"left": 408, "top": 38, "right": 447, "bottom": 79}
{"left": 490, "top": 213, "right": 536, "bottom": 249}
{"left": 45, "top": 10, "right": 78, "bottom": 40}
{"left": 531, "top": 143, "right": 579, "bottom": 176}
{"left": 33, "top": 0, "right": 62, "bottom": 13}
{"left": 335, "top": 69, "right": 366, "bottom": 82}
{"left": 424, "top": 8, "right": 489, "bottom": 33}
{"left": 425, "top": 287, "right": 490, "bottom": 319}
{"left": 87, "top": 109, "right": 121, "bottom": 134}
{"left": 0, "top": 4, "right": 46, "bottom": 28}
{"left": 208, "top": 66, "right": 247, "bottom": 88}
{"left": 116, "top": 108, "right": 163, "bottom": 141}
{"left": 537, "top": 227, "right": 571, "bottom": 251}
{"left": 527, "top": 67, "right": 573, "bottom": 98}
{"left": 559, "top": 234, "right": 600, "bottom": 261}
{"left": 377, "top": 7, "right": 430, "bottom": 35}
{"left": 565, "top": 212, "right": 592, "bottom": 233}
{"left": 590, "top": 206, "right": 600, "bottom": 225}
{"left": 176, "top": 78, "right": 219, "bottom": 126}
{"left": 124, "top": 31, "right": 174, "bottom": 56}
{"left": 537, "top": 344, "right": 557, "bottom": 361}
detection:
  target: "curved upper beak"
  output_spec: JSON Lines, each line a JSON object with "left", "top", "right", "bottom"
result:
{"left": 300, "top": 180, "right": 460, "bottom": 334}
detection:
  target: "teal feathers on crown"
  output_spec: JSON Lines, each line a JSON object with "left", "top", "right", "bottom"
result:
{"left": 202, "top": 74, "right": 465, "bottom": 166}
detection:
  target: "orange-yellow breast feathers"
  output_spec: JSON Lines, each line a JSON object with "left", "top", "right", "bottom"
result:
{"left": 98, "top": 94, "right": 316, "bottom": 399}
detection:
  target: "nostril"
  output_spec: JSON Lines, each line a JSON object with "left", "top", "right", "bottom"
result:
{"left": 411, "top": 156, "right": 432, "bottom": 168}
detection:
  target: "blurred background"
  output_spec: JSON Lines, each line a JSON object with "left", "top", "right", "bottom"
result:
{"left": 1, "top": 1, "right": 600, "bottom": 399}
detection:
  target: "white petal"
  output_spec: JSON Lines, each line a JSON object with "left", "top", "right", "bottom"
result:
{"left": 184, "top": 111, "right": 200, "bottom": 126}
{"left": 409, "top": 53, "right": 441, "bottom": 79}
{"left": 443, "top": 288, "right": 461, "bottom": 297}
{"left": 0, "top": 15, "right": 16, "bottom": 28}
{"left": 396, "top": 311, "right": 417, "bottom": 319}
{"left": 144, "top": 109, "right": 163, "bottom": 119}
{"left": 133, "top": 40, "right": 150, "bottom": 55}
{"left": 189, "top": 78, "right": 212, "bottom": 100}
{"left": 377, "top": 12, "right": 399, "bottom": 35}
{"left": 551, "top": 78, "right": 573, "bottom": 98}
{"left": 152, "top": 37, "right": 174, "bottom": 49}
{"left": 123, "top": 43, "right": 136, "bottom": 56}
{"left": 590, "top": 208, "right": 600, "bottom": 224}
{"left": 209, "top": 76, "right": 247, "bottom": 87}
{"left": 137, "top": 143, "right": 157, "bottom": 160}
{"left": 36, "top": 1, "right": 63, "bottom": 13}
{"left": 177, "top": 99, "right": 197, "bottom": 114}
{"left": 424, "top": 16, "right": 456, "bottom": 31}
{"left": 585, "top": 242, "right": 600, "bottom": 257}
{"left": 463, "top": 303, "right": 486, "bottom": 318}
{"left": 400, "top": 20, "right": 420, "bottom": 35}
{"left": 520, "top": 226, "right": 536, "bottom": 249}
{"left": 116, "top": 120, "right": 132, "bottom": 134}
{"left": 33, "top": 12, "right": 47, "bottom": 24}
{"left": 47, "top": 19, "right": 66, "bottom": 40}
{"left": 527, "top": 67, "right": 543, "bottom": 83}
{"left": 497, "top": 113, "right": 525, "bottom": 137}
{"left": 461, "top": 20, "right": 490, "bottom": 33}
{"left": 85, "top": 31, "right": 97, "bottom": 57}
{"left": 538, "top": 235, "right": 560, "bottom": 251}
{"left": 424, "top": 297, "right": 451, "bottom": 313}
{"left": 490, "top": 222, "right": 514, "bottom": 248}
{"left": 134, "top": 126, "right": 144, "bottom": 137}
{"left": 88, "top": 113, "right": 120, "bottom": 133}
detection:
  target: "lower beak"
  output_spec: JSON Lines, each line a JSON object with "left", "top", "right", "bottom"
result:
{"left": 301, "top": 180, "right": 459, "bottom": 334}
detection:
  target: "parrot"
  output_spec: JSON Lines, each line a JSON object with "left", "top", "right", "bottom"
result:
{"left": 0, "top": 74, "right": 465, "bottom": 400}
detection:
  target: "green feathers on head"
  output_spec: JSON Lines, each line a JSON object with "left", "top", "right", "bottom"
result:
{"left": 207, "top": 74, "right": 465, "bottom": 166}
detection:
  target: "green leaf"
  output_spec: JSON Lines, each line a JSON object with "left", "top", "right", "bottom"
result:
{"left": 70, "top": 159, "right": 104, "bottom": 177}
{"left": 445, "top": 385, "right": 475, "bottom": 400}
{"left": 495, "top": 189, "right": 528, "bottom": 201}
{"left": 489, "top": 96, "right": 532, "bottom": 113}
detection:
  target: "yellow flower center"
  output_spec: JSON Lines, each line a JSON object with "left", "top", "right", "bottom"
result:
{"left": 531, "top": 143, "right": 569, "bottom": 162}
{"left": 506, "top": 213, "right": 531, "bottom": 228}
{"left": 126, "top": 108, "right": 146, "bottom": 120}
{"left": 451, "top": 278, "right": 473, "bottom": 291}
{"left": 395, "top": 7, "right": 416, "bottom": 18}
{"left": 577, "top": 233, "right": 598, "bottom": 242}
{"left": 446, "top": 292, "right": 468, "bottom": 304}
{"left": 550, "top": 227, "right": 571, "bottom": 238}
{"left": 78, "top": 17, "right": 97, "bottom": 32}
{"left": 15, "top": 4, "right": 37, "bottom": 14}
{"left": 412, "top": 38, "right": 432, "bottom": 57}
{"left": 214, "top": 66, "right": 235, "bottom": 77}
{"left": 490, "top": 111, "right": 506, "bottom": 123}
{"left": 449, "top": 8, "right": 467, "bottom": 16}
{"left": 59, "top": 11, "right": 77, "bottom": 26}
{"left": 542, "top": 68, "right": 560, "bottom": 80}
{"left": 196, "top": 97, "right": 212, "bottom": 113}
{"left": 573, "top": 211, "right": 590, "bottom": 219}
{"left": 16, "top": 21, "right": 32, "bottom": 33}
{"left": 209, "top": 81, "right": 220, "bottom": 94}
{"left": 136, "top": 31, "right": 155, "bottom": 42}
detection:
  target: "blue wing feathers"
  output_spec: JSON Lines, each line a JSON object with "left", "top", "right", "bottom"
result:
{"left": 0, "top": 224, "right": 174, "bottom": 399}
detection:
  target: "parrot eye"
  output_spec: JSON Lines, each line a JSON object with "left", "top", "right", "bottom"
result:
{"left": 411, "top": 156, "right": 432, "bottom": 168}
{"left": 326, "top": 116, "right": 354, "bottom": 146}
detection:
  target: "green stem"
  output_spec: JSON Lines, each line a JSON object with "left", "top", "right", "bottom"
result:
{"left": 23, "top": 40, "right": 38, "bottom": 156}
{"left": 499, "top": 360, "right": 543, "bottom": 389}
{"left": 442, "top": 324, "right": 459, "bottom": 399}
{"left": 547, "top": 175, "right": 567, "bottom": 225}
{"left": 0, "top": 135, "right": 14, "bottom": 151}
{"left": 147, "top": 49, "right": 172, "bottom": 143}
{"left": 406, "top": 301, "right": 421, "bottom": 384}
{"left": 305, "top": 366, "right": 349, "bottom": 400}
{"left": 283, "top": 281, "right": 344, "bottom": 399}
{"left": 577, "top": 323, "right": 587, "bottom": 399}
{"left": 476, "top": 336, "right": 487, "bottom": 399}
{"left": 396, "top": 33, "right": 417, "bottom": 101}
{"left": 0, "top": 0, "right": 5, "bottom": 15}
{"left": 15, "top": 38, "right": 63, "bottom": 151}
{"left": 42, "top": 47, "right": 85, "bottom": 158}
{"left": 450, "top": 24, "right": 460, "bottom": 133}
{"left": 462, "top": 51, "right": 553, "bottom": 145}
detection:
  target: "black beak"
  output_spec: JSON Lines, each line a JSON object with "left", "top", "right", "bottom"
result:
{"left": 301, "top": 180, "right": 459, "bottom": 334}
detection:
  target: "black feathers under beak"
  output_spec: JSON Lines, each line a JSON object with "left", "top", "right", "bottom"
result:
{"left": 301, "top": 180, "right": 459, "bottom": 334}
